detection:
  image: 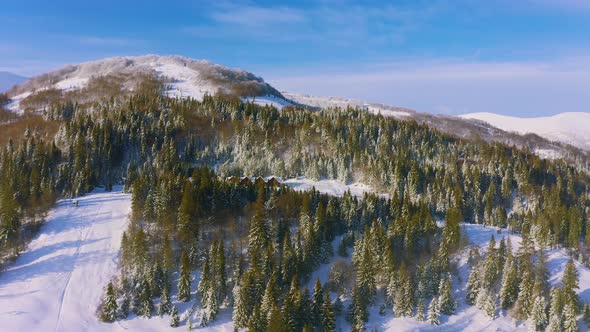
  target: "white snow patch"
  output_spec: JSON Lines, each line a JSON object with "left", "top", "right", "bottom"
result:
{"left": 154, "top": 61, "right": 216, "bottom": 100}
{"left": 283, "top": 177, "right": 385, "bottom": 198}
{"left": 367, "top": 105, "right": 411, "bottom": 118}
{"left": 243, "top": 95, "right": 293, "bottom": 110}
{"left": 54, "top": 77, "right": 89, "bottom": 91}
{"left": 534, "top": 148, "right": 563, "bottom": 160}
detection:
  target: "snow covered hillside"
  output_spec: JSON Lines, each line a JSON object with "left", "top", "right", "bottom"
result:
{"left": 0, "top": 187, "right": 131, "bottom": 332}
{"left": 460, "top": 112, "right": 590, "bottom": 151}
{"left": 5, "top": 55, "right": 288, "bottom": 112}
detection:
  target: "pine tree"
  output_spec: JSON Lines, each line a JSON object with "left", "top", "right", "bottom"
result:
{"left": 563, "top": 302, "right": 579, "bottom": 332}
{"left": 477, "top": 289, "right": 497, "bottom": 319}
{"left": 562, "top": 258, "right": 580, "bottom": 311}
{"left": 139, "top": 278, "right": 153, "bottom": 318}
{"left": 232, "top": 281, "right": 248, "bottom": 328}
{"left": 170, "top": 306, "right": 179, "bottom": 327}
{"left": 466, "top": 263, "right": 481, "bottom": 305}
{"left": 267, "top": 303, "right": 286, "bottom": 332}
{"left": 202, "top": 286, "right": 219, "bottom": 326}
{"left": 515, "top": 267, "right": 534, "bottom": 319}
{"left": 584, "top": 302, "right": 590, "bottom": 327}
{"left": 178, "top": 250, "right": 191, "bottom": 302}
{"left": 248, "top": 187, "right": 270, "bottom": 264}
{"left": 355, "top": 241, "right": 377, "bottom": 304}
{"left": 321, "top": 292, "right": 336, "bottom": 332}
{"left": 260, "top": 275, "right": 278, "bottom": 321}
{"left": 311, "top": 279, "right": 324, "bottom": 326}
{"left": 499, "top": 250, "right": 518, "bottom": 309}
{"left": 529, "top": 295, "right": 547, "bottom": 332}
{"left": 394, "top": 265, "right": 414, "bottom": 317}
{"left": 545, "top": 312, "right": 561, "bottom": 332}
{"left": 100, "top": 281, "right": 118, "bottom": 322}
{"left": 416, "top": 299, "right": 426, "bottom": 321}
{"left": 247, "top": 305, "right": 265, "bottom": 332}
{"left": 428, "top": 297, "right": 440, "bottom": 325}
{"left": 158, "top": 285, "right": 172, "bottom": 316}
{"left": 439, "top": 273, "right": 456, "bottom": 315}
{"left": 120, "top": 293, "right": 130, "bottom": 318}
{"left": 283, "top": 276, "right": 303, "bottom": 332}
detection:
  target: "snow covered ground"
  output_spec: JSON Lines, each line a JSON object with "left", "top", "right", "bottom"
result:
{"left": 242, "top": 94, "right": 293, "bottom": 110}
{"left": 460, "top": 112, "right": 590, "bottom": 151}
{"left": 373, "top": 223, "right": 590, "bottom": 332}
{"left": 0, "top": 187, "right": 131, "bottom": 332}
{"left": 283, "top": 177, "right": 386, "bottom": 198}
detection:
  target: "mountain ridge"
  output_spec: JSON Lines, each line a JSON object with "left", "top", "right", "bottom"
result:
{"left": 4, "top": 54, "right": 589, "bottom": 159}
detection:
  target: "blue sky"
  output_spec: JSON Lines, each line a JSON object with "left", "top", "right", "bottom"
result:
{"left": 2, "top": 0, "right": 590, "bottom": 116}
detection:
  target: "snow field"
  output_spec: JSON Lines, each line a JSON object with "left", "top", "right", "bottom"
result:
{"left": 0, "top": 186, "right": 130, "bottom": 332}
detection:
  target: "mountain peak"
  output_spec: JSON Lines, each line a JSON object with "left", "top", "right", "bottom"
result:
{"left": 6, "top": 54, "right": 287, "bottom": 112}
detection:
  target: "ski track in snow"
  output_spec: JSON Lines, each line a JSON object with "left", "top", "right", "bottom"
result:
{"left": 0, "top": 186, "right": 131, "bottom": 332}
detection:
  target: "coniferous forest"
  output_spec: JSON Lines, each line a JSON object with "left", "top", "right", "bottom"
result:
{"left": 1, "top": 77, "right": 590, "bottom": 331}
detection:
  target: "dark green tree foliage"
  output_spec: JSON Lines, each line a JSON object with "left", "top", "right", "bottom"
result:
{"left": 562, "top": 258, "right": 580, "bottom": 311}
{"left": 178, "top": 250, "right": 191, "bottom": 302}
{"left": 100, "top": 281, "right": 118, "bottom": 322}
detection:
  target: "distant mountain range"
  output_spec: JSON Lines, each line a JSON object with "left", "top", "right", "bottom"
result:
{"left": 0, "top": 71, "right": 27, "bottom": 92}
{"left": 4, "top": 55, "right": 589, "bottom": 161}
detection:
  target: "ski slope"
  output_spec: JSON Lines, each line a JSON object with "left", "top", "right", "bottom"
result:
{"left": 0, "top": 187, "right": 131, "bottom": 332}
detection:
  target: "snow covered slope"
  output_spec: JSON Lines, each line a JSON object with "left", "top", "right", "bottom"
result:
{"left": 6, "top": 55, "right": 289, "bottom": 112}
{"left": 0, "top": 187, "right": 131, "bottom": 332}
{"left": 460, "top": 112, "right": 590, "bottom": 151}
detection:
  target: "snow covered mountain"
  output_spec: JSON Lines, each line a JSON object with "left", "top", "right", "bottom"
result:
{"left": 5, "top": 55, "right": 292, "bottom": 112}
{"left": 460, "top": 112, "right": 590, "bottom": 152}
{"left": 0, "top": 71, "right": 27, "bottom": 92}
{"left": 4, "top": 55, "right": 589, "bottom": 160}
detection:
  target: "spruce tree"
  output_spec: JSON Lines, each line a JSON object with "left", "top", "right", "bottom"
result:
{"left": 170, "top": 306, "right": 179, "bottom": 327}
{"left": 321, "top": 292, "right": 336, "bottom": 332}
{"left": 515, "top": 267, "right": 534, "bottom": 319}
{"left": 439, "top": 273, "right": 456, "bottom": 315}
{"left": 499, "top": 250, "right": 518, "bottom": 309}
{"left": 100, "top": 281, "right": 118, "bottom": 322}
{"left": 120, "top": 293, "right": 130, "bottom": 318}
{"left": 477, "top": 289, "right": 497, "bottom": 319}
{"left": 247, "top": 305, "right": 265, "bottom": 332}
{"left": 394, "top": 265, "right": 414, "bottom": 317}
{"left": 416, "top": 299, "right": 426, "bottom": 321}
{"left": 311, "top": 279, "right": 324, "bottom": 326}
{"left": 267, "top": 303, "right": 286, "bottom": 332}
{"left": 428, "top": 297, "right": 440, "bottom": 325}
{"left": 545, "top": 313, "right": 561, "bottom": 332}
{"left": 178, "top": 250, "right": 191, "bottom": 302}
{"left": 158, "top": 285, "right": 172, "bottom": 316}
{"left": 563, "top": 302, "right": 578, "bottom": 332}
{"left": 562, "top": 258, "right": 580, "bottom": 311}
{"left": 466, "top": 263, "right": 481, "bottom": 305}
{"left": 139, "top": 278, "right": 153, "bottom": 318}
{"left": 260, "top": 275, "right": 277, "bottom": 320}
{"left": 529, "top": 295, "right": 547, "bottom": 332}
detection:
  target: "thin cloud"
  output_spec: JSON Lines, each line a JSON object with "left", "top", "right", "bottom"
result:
{"left": 76, "top": 36, "right": 140, "bottom": 47}
{"left": 210, "top": 5, "right": 305, "bottom": 27}
{"left": 184, "top": 2, "right": 439, "bottom": 48}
